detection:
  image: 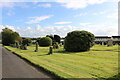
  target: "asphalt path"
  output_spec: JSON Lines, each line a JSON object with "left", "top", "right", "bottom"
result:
{"left": 2, "top": 46, "right": 52, "bottom": 79}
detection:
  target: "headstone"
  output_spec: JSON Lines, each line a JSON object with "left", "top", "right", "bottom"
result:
{"left": 102, "top": 42, "right": 104, "bottom": 45}
{"left": 48, "top": 46, "right": 53, "bottom": 55}
{"left": 20, "top": 44, "right": 27, "bottom": 50}
{"left": 53, "top": 42, "right": 59, "bottom": 49}
{"left": 55, "top": 42, "right": 59, "bottom": 49}
{"left": 16, "top": 42, "right": 20, "bottom": 48}
{"left": 53, "top": 43, "right": 56, "bottom": 49}
{"left": 60, "top": 43, "right": 62, "bottom": 47}
{"left": 24, "top": 44, "right": 27, "bottom": 50}
{"left": 35, "top": 42, "right": 38, "bottom": 52}
{"left": 107, "top": 39, "right": 113, "bottom": 47}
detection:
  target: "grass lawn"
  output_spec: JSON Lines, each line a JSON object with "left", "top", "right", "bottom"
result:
{"left": 4, "top": 45, "right": 119, "bottom": 80}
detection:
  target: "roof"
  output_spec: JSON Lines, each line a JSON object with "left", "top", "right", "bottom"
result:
{"left": 95, "top": 36, "right": 111, "bottom": 38}
{"left": 112, "top": 36, "right": 120, "bottom": 38}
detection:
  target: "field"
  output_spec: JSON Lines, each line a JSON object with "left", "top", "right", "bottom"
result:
{"left": 5, "top": 45, "right": 119, "bottom": 80}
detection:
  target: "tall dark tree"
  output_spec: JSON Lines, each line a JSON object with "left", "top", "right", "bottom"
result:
{"left": 2, "top": 28, "right": 21, "bottom": 46}
{"left": 54, "top": 35, "right": 61, "bottom": 43}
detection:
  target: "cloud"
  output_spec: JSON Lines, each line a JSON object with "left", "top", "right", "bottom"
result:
{"left": 55, "top": 0, "right": 113, "bottom": 9}
{"left": 74, "top": 13, "right": 87, "bottom": 17}
{"left": 7, "top": 10, "right": 15, "bottom": 16}
{"left": 0, "top": 25, "right": 16, "bottom": 32}
{"left": 0, "top": 2, "right": 15, "bottom": 8}
{"left": 54, "top": 21, "right": 72, "bottom": 24}
{"left": 79, "top": 23, "right": 118, "bottom": 36}
{"left": 107, "top": 13, "right": 118, "bottom": 19}
{"left": 37, "top": 3, "right": 52, "bottom": 8}
{"left": 0, "top": 23, "right": 118, "bottom": 38}
{"left": 26, "top": 15, "right": 53, "bottom": 24}
{"left": 0, "top": 2, "right": 29, "bottom": 9}
{"left": 80, "top": 22, "right": 91, "bottom": 26}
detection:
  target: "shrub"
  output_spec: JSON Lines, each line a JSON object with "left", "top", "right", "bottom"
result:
{"left": 22, "top": 38, "right": 31, "bottom": 46}
{"left": 64, "top": 30, "right": 95, "bottom": 52}
{"left": 39, "top": 37, "right": 52, "bottom": 47}
{"left": 2, "top": 28, "right": 21, "bottom": 46}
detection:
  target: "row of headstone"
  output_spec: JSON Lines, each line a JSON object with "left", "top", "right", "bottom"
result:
{"left": 53, "top": 42, "right": 59, "bottom": 49}
{"left": 10, "top": 41, "right": 62, "bottom": 55}
{"left": 10, "top": 42, "right": 28, "bottom": 50}
{"left": 20, "top": 44, "right": 27, "bottom": 50}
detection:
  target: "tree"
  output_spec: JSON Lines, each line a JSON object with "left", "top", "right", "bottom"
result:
{"left": 46, "top": 34, "right": 54, "bottom": 45}
{"left": 2, "top": 28, "right": 21, "bottom": 46}
{"left": 39, "top": 37, "right": 52, "bottom": 47}
{"left": 64, "top": 30, "right": 95, "bottom": 52}
{"left": 22, "top": 38, "right": 31, "bottom": 46}
{"left": 54, "top": 35, "right": 61, "bottom": 44}
{"left": 46, "top": 34, "right": 54, "bottom": 40}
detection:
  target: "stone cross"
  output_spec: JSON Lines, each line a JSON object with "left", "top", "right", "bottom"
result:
{"left": 48, "top": 46, "right": 53, "bottom": 55}
{"left": 35, "top": 42, "right": 38, "bottom": 52}
{"left": 107, "top": 39, "right": 113, "bottom": 47}
{"left": 24, "top": 44, "right": 27, "bottom": 50}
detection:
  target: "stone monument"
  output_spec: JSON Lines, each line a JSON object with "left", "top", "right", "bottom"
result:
{"left": 107, "top": 39, "right": 113, "bottom": 47}
{"left": 48, "top": 46, "right": 53, "bottom": 55}
{"left": 35, "top": 42, "right": 38, "bottom": 52}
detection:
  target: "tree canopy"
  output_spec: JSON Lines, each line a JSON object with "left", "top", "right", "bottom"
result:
{"left": 2, "top": 28, "right": 21, "bottom": 45}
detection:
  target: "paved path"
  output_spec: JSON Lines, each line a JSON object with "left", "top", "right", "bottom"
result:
{"left": 2, "top": 46, "right": 52, "bottom": 78}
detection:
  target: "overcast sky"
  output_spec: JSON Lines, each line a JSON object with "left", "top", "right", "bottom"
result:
{"left": 0, "top": 0, "right": 118, "bottom": 38}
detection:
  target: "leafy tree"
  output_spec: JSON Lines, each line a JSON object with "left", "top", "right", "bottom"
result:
{"left": 54, "top": 35, "right": 61, "bottom": 43}
{"left": 39, "top": 37, "right": 52, "bottom": 47}
{"left": 2, "top": 28, "right": 21, "bottom": 46}
{"left": 22, "top": 38, "right": 31, "bottom": 46}
{"left": 64, "top": 30, "right": 95, "bottom": 52}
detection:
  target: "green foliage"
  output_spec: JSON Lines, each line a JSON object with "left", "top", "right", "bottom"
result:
{"left": 64, "top": 30, "right": 95, "bottom": 52}
{"left": 54, "top": 35, "right": 61, "bottom": 43}
{"left": 2, "top": 28, "right": 21, "bottom": 46}
{"left": 39, "top": 37, "right": 52, "bottom": 47}
{"left": 46, "top": 35, "right": 54, "bottom": 40}
{"left": 22, "top": 38, "right": 31, "bottom": 46}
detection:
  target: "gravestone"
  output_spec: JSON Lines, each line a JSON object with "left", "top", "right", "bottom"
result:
{"left": 16, "top": 42, "right": 20, "bottom": 48}
{"left": 20, "top": 44, "right": 27, "bottom": 50}
{"left": 107, "top": 39, "right": 113, "bottom": 47}
{"left": 35, "top": 42, "right": 38, "bottom": 52}
{"left": 53, "top": 43, "right": 56, "bottom": 49}
{"left": 55, "top": 42, "right": 59, "bottom": 49}
{"left": 60, "top": 43, "right": 62, "bottom": 47}
{"left": 24, "top": 44, "right": 27, "bottom": 50}
{"left": 53, "top": 42, "right": 59, "bottom": 49}
{"left": 48, "top": 46, "right": 53, "bottom": 55}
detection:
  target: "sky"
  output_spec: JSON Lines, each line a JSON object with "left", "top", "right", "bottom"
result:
{"left": 0, "top": 0, "right": 118, "bottom": 38}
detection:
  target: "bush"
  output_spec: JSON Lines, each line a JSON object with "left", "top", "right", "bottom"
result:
{"left": 22, "top": 38, "right": 31, "bottom": 46}
{"left": 64, "top": 30, "right": 95, "bottom": 52}
{"left": 2, "top": 28, "right": 21, "bottom": 46}
{"left": 39, "top": 37, "right": 52, "bottom": 47}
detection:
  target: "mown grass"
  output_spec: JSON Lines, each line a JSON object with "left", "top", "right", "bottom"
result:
{"left": 4, "top": 45, "right": 119, "bottom": 80}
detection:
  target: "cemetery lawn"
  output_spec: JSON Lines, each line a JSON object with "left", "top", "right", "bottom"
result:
{"left": 5, "top": 45, "right": 119, "bottom": 79}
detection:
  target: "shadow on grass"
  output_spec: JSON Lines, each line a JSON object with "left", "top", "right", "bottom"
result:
{"left": 91, "top": 49, "right": 120, "bottom": 52}
{"left": 54, "top": 50, "right": 87, "bottom": 54}
{"left": 106, "top": 73, "right": 120, "bottom": 80}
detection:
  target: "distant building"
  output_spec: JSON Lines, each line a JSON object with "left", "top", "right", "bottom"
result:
{"left": 112, "top": 36, "right": 120, "bottom": 45}
{"left": 60, "top": 36, "right": 120, "bottom": 45}
{"left": 95, "top": 36, "right": 111, "bottom": 45}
